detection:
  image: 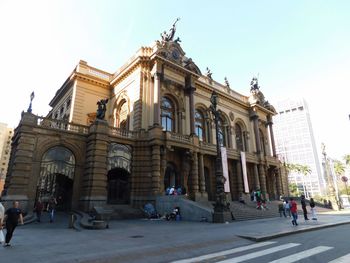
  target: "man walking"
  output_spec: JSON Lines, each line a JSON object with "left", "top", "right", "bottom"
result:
{"left": 290, "top": 198, "right": 298, "bottom": 226}
{"left": 301, "top": 195, "right": 309, "bottom": 220}
{"left": 3, "top": 201, "right": 24, "bottom": 247}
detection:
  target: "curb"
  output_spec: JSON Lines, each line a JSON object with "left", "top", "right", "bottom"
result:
{"left": 237, "top": 220, "right": 350, "bottom": 242}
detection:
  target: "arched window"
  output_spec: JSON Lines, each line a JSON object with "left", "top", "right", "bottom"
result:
{"left": 117, "top": 100, "right": 129, "bottom": 130}
{"left": 161, "top": 97, "right": 175, "bottom": 132}
{"left": 235, "top": 123, "right": 244, "bottom": 151}
{"left": 195, "top": 110, "right": 205, "bottom": 141}
{"left": 218, "top": 117, "right": 226, "bottom": 147}
{"left": 259, "top": 129, "right": 267, "bottom": 155}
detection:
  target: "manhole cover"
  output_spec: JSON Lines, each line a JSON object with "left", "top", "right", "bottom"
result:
{"left": 130, "top": 235, "right": 144, "bottom": 238}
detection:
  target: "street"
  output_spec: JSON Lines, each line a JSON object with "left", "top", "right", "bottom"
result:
{"left": 172, "top": 225, "right": 350, "bottom": 263}
{"left": 1, "top": 213, "right": 350, "bottom": 263}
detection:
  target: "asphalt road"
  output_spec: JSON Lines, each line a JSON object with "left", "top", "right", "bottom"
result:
{"left": 173, "top": 224, "right": 350, "bottom": 263}
{"left": 2, "top": 213, "right": 350, "bottom": 263}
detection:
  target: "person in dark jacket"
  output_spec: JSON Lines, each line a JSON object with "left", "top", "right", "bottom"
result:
{"left": 3, "top": 201, "right": 24, "bottom": 247}
{"left": 301, "top": 195, "right": 309, "bottom": 220}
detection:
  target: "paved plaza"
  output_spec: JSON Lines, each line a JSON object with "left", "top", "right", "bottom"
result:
{"left": 1, "top": 211, "right": 350, "bottom": 263}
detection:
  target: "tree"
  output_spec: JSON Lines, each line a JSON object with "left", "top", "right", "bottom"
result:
{"left": 334, "top": 160, "right": 345, "bottom": 179}
{"left": 344, "top": 154, "right": 350, "bottom": 166}
{"left": 288, "top": 183, "right": 299, "bottom": 196}
{"left": 285, "top": 163, "right": 312, "bottom": 197}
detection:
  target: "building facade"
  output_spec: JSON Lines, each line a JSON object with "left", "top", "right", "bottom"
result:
{"left": 273, "top": 98, "right": 325, "bottom": 197}
{"left": 2, "top": 28, "right": 287, "bottom": 212}
{"left": 0, "top": 123, "right": 13, "bottom": 193}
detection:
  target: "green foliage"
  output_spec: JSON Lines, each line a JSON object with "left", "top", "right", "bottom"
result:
{"left": 285, "top": 163, "right": 312, "bottom": 175}
{"left": 333, "top": 160, "right": 345, "bottom": 179}
{"left": 344, "top": 154, "right": 350, "bottom": 166}
{"left": 289, "top": 183, "right": 299, "bottom": 196}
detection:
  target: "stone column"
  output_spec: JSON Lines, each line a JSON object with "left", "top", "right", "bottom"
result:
{"left": 80, "top": 119, "right": 109, "bottom": 211}
{"left": 267, "top": 115, "right": 277, "bottom": 157}
{"left": 258, "top": 164, "right": 267, "bottom": 197}
{"left": 186, "top": 75, "right": 196, "bottom": 135}
{"left": 236, "top": 160, "right": 244, "bottom": 197}
{"left": 198, "top": 153, "right": 205, "bottom": 193}
{"left": 190, "top": 152, "right": 200, "bottom": 200}
{"left": 160, "top": 146, "right": 167, "bottom": 194}
{"left": 250, "top": 109, "right": 261, "bottom": 154}
{"left": 254, "top": 164, "right": 260, "bottom": 190}
{"left": 2, "top": 112, "right": 37, "bottom": 212}
{"left": 198, "top": 152, "right": 208, "bottom": 201}
{"left": 275, "top": 168, "right": 283, "bottom": 198}
{"left": 151, "top": 145, "right": 161, "bottom": 195}
{"left": 153, "top": 72, "right": 162, "bottom": 126}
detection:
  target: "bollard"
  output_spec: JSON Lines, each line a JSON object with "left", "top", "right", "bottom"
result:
{"left": 68, "top": 213, "right": 76, "bottom": 228}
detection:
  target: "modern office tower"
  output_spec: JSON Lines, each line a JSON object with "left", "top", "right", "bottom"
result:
{"left": 273, "top": 98, "right": 325, "bottom": 198}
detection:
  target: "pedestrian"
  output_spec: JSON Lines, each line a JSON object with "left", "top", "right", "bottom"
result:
{"left": 279, "top": 200, "right": 286, "bottom": 217}
{"left": 34, "top": 199, "right": 44, "bottom": 222}
{"left": 0, "top": 200, "right": 5, "bottom": 244}
{"left": 255, "top": 189, "right": 261, "bottom": 209}
{"left": 3, "top": 201, "right": 24, "bottom": 247}
{"left": 301, "top": 195, "right": 309, "bottom": 220}
{"left": 290, "top": 198, "right": 298, "bottom": 226}
{"left": 47, "top": 196, "right": 57, "bottom": 223}
{"left": 310, "top": 198, "right": 317, "bottom": 220}
{"left": 284, "top": 200, "right": 291, "bottom": 217}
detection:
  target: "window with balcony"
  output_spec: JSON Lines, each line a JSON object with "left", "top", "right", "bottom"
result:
{"left": 195, "top": 110, "right": 205, "bottom": 141}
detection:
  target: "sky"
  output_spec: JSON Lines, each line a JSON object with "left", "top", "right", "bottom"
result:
{"left": 0, "top": 0, "right": 349, "bottom": 161}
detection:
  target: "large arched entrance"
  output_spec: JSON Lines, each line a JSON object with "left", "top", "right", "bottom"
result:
{"left": 164, "top": 163, "right": 180, "bottom": 190}
{"left": 36, "top": 146, "right": 75, "bottom": 211}
{"left": 107, "top": 168, "right": 130, "bottom": 204}
{"left": 107, "top": 143, "right": 132, "bottom": 204}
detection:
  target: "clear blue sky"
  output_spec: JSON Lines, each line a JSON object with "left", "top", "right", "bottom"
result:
{"left": 0, "top": 0, "right": 349, "bottom": 159}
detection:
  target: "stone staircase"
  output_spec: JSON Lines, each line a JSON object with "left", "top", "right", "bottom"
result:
{"left": 229, "top": 200, "right": 280, "bottom": 221}
{"left": 101, "top": 204, "right": 144, "bottom": 220}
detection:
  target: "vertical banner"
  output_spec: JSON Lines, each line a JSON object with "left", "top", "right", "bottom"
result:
{"left": 221, "top": 147, "right": 230, "bottom": 193}
{"left": 241, "top": 151, "right": 249, "bottom": 193}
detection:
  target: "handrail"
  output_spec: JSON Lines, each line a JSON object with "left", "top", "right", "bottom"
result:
{"left": 36, "top": 117, "right": 89, "bottom": 134}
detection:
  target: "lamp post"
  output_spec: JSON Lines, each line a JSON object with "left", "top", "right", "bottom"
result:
{"left": 27, "top": 91, "right": 35, "bottom": 113}
{"left": 210, "top": 91, "right": 232, "bottom": 223}
{"left": 321, "top": 143, "right": 339, "bottom": 210}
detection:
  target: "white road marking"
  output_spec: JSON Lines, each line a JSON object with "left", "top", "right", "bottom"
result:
{"left": 171, "top": 241, "right": 277, "bottom": 263}
{"left": 215, "top": 243, "right": 300, "bottom": 263}
{"left": 328, "top": 253, "right": 350, "bottom": 263}
{"left": 268, "top": 246, "right": 333, "bottom": 263}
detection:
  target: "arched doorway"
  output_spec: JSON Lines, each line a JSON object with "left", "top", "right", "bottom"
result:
{"left": 107, "top": 143, "right": 132, "bottom": 204}
{"left": 37, "top": 146, "right": 75, "bottom": 211}
{"left": 164, "top": 163, "right": 180, "bottom": 190}
{"left": 107, "top": 168, "right": 130, "bottom": 204}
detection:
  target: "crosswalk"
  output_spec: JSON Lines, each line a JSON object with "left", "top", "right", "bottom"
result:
{"left": 171, "top": 241, "right": 348, "bottom": 263}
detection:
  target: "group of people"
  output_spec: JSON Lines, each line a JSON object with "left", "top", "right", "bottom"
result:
{"left": 34, "top": 197, "right": 57, "bottom": 223}
{"left": 165, "top": 186, "right": 186, "bottom": 196}
{"left": 250, "top": 189, "right": 268, "bottom": 210}
{"left": 279, "top": 195, "right": 318, "bottom": 226}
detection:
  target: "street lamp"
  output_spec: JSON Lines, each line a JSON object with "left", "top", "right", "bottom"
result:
{"left": 210, "top": 91, "right": 232, "bottom": 223}
{"left": 27, "top": 91, "right": 35, "bottom": 113}
{"left": 321, "top": 143, "right": 339, "bottom": 210}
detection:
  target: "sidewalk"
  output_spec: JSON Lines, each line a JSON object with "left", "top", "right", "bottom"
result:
{"left": 234, "top": 213, "right": 350, "bottom": 241}
{"left": 1, "top": 212, "right": 350, "bottom": 263}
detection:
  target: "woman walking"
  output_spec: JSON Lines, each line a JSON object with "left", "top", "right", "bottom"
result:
{"left": 310, "top": 198, "right": 317, "bottom": 220}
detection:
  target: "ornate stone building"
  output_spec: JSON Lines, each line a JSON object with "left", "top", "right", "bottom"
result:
{"left": 2, "top": 26, "right": 288, "bottom": 212}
